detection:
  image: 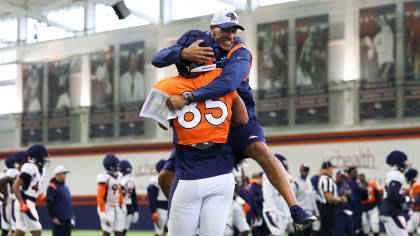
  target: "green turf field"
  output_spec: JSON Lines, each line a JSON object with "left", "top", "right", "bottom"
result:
{"left": 40, "top": 231, "right": 391, "bottom": 236}
{"left": 41, "top": 230, "right": 154, "bottom": 235}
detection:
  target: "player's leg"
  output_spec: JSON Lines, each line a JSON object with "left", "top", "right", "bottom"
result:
{"left": 199, "top": 173, "right": 235, "bottom": 236}
{"left": 232, "top": 201, "right": 250, "bottom": 235}
{"left": 382, "top": 215, "right": 409, "bottom": 236}
{"left": 369, "top": 207, "right": 380, "bottom": 236}
{"left": 361, "top": 211, "right": 370, "bottom": 235}
{"left": 158, "top": 170, "right": 174, "bottom": 199}
{"left": 158, "top": 150, "right": 176, "bottom": 199}
{"left": 407, "top": 212, "right": 420, "bottom": 235}
{"left": 155, "top": 208, "right": 168, "bottom": 236}
{"left": 167, "top": 178, "right": 201, "bottom": 236}
{"left": 244, "top": 141, "right": 297, "bottom": 207}
{"left": 112, "top": 206, "right": 125, "bottom": 236}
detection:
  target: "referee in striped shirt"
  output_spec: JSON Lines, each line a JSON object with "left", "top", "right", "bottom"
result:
{"left": 317, "top": 161, "right": 348, "bottom": 236}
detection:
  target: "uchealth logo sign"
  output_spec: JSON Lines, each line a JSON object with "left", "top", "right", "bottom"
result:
{"left": 324, "top": 148, "right": 376, "bottom": 169}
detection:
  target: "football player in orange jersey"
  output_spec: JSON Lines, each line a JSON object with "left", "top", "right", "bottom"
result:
{"left": 145, "top": 45, "right": 249, "bottom": 235}
{"left": 360, "top": 174, "right": 381, "bottom": 236}
{"left": 405, "top": 168, "right": 420, "bottom": 235}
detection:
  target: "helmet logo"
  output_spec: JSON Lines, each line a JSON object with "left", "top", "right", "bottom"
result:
{"left": 226, "top": 12, "right": 237, "bottom": 22}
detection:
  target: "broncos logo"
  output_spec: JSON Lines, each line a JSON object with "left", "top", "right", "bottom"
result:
{"left": 226, "top": 12, "right": 237, "bottom": 21}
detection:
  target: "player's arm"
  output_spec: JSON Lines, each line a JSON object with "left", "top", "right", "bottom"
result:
{"left": 13, "top": 173, "right": 32, "bottom": 212}
{"left": 0, "top": 176, "right": 13, "bottom": 201}
{"left": 119, "top": 186, "right": 124, "bottom": 207}
{"left": 147, "top": 184, "right": 158, "bottom": 214}
{"left": 147, "top": 184, "right": 160, "bottom": 223}
{"left": 96, "top": 183, "right": 107, "bottom": 213}
{"left": 231, "top": 94, "right": 248, "bottom": 128}
{"left": 47, "top": 183, "right": 61, "bottom": 225}
{"left": 131, "top": 186, "right": 138, "bottom": 212}
{"left": 386, "top": 180, "right": 407, "bottom": 204}
{"left": 167, "top": 48, "right": 251, "bottom": 110}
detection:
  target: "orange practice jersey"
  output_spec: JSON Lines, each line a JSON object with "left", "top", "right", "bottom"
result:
{"left": 362, "top": 182, "right": 378, "bottom": 205}
{"left": 154, "top": 68, "right": 237, "bottom": 145}
{"left": 410, "top": 182, "right": 420, "bottom": 211}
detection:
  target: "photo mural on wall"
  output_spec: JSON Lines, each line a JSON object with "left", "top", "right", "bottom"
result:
{"left": 359, "top": 4, "right": 396, "bottom": 120}
{"left": 90, "top": 47, "right": 115, "bottom": 138}
{"left": 119, "top": 41, "right": 145, "bottom": 136}
{"left": 295, "top": 14, "right": 329, "bottom": 125}
{"left": 22, "top": 63, "right": 44, "bottom": 145}
{"left": 257, "top": 21, "right": 289, "bottom": 126}
{"left": 47, "top": 59, "right": 72, "bottom": 142}
{"left": 404, "top": 1, "right": 420, "bottom": 117}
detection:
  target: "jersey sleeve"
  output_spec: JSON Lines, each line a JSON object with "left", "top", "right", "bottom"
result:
{"left": 96, "top": 174, "right": 109, "bottom": 184}
{"left": 152, "top": 43, "right": 183, "bottom": 68}
{"left": 191, "top": 47, "right": 251, "bottom": 102}
{"left": 147, "top": 184, "right": 159, "bottom": 213}
{"left": 21, "top": 163, "right": 37, "bottom": 176}
{"left": 96, "top": 173, "right": 108, "bottom": 212}
{"left": 6, "top": 169, "right": 19, "bottom": 179}
{"left": 119, "top": 186, "right": 124, "bottom": 206}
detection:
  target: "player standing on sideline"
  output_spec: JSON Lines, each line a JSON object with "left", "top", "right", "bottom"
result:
{"left": 46, "top": 165, "right": 74, "bottom": 236}
{"left": 332, "top": 170, "right": 353, "bottom": 236}
{"left": 0, "top": 155, "right": 19, "bottom": 236}
{"left": 96, "top": 154, "right": 126, "bottom": 236}
{"left": 9, "top": 152, "right": 27, "bottom": 234}
{"left": 293, "top": 165, "right": 319, "bottom": 236}
{"left": 380, "top": 151, "right": 416, "bottom": 236}
{"left": 405, "top": 168, "right": 420, "bottom": 236}
{"left": 317, "top": 161, "right": 348, "bottom": 236}
{"left": 153, "top": 8, "right": 316, "bottom": 230}
{"left": 12, "top": 144, "right": 49, "bottom": 236}
{"left": 119, "top": 160, "right": 139, "bottom": 236}
{"left": 346, "top": 167, "right": 368, "bottom": 236}
{"left": 147, "top": 160, "right": 168, "bottom": 236}
{"left": 262, "top": 154, "right": 293, "bottom": 236}
{"left": 360, "top": 173, "right": 381, "bottom": 236}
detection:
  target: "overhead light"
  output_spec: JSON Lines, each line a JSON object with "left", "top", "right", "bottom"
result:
{"left": 112, "top": 1, "right": 131, "bottom": 19}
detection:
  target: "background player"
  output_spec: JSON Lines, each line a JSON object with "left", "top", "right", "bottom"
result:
{"left": 12, "top": 144, "right": 49, "bottom": 236}
{"left": 405, "top": 168, "right": 420, "bottom": 235}
{"left": 119, "top": 160, "right": 139, "bottom": 236}
{"left": 96, "top": 154, "right": 125, "bottom": 236}
{"left": 262, "top": 154, "right": 293, "bottom": 236}
{"left": 380, "top": 150, "right": 414, "bottom": 236}
{"left": 0, "top": 155, "right": 19, "bottom": 236}
{"left": 147, "top": 160, "right": 168, "bottom": 236}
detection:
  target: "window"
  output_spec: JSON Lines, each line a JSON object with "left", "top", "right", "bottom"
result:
{"left": 0, "top": 18, "right": 17, "bottom": 48}
{"left": 47, "top": 5, "right": 85, "bottom": 32}
{"left": 27, "top": 18, "right": 74, "bottom": 43}
{"left": 95, "top": 3, "right": 149, "bottom": 33}
{"left": 125, "top": 0, "right": 160, "bottom": 20}
{"left": 259, "top": 0, "right": 299, "bottom": 7}
{"left": 172, "top": 0, "right": 236, "bottom": 20}
{"left": 0, "top": 64, "right": 17, "bottom": 114}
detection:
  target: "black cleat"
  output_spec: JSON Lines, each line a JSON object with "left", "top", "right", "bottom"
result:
{"left": 290, "top": 205, "right": 318, "bottom": 231}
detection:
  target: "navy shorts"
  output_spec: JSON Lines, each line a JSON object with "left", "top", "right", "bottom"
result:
{"left": 230, "top": 117, "right": 266, "bottom": 162}
{"left": 162, "top": 117, "right": 265, "bottom": 171}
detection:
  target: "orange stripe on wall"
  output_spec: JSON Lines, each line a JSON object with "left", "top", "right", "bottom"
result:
{"left": 37, "top": 194, "right": 150, "bottom": 206}
{"left": 2, "top": 127, "right": 420, "bottom": 157}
